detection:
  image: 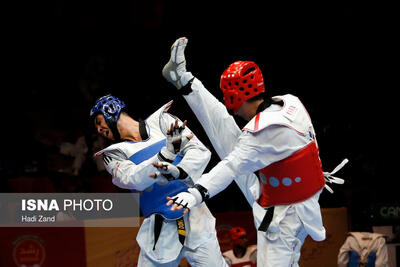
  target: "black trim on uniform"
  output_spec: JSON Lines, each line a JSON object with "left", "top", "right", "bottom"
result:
{"left": 177, "top": 166, "right": 188, "bottom": 180}
{"left": 139, "top": 119, "right": 149, "bottom": 140}
{"left": 256, "top": 98, "right": 284, "bottom": 114}
{"left": 157, "top": 152, "right": 174, "bottom": 163}
{"left": 103, "top": 155, "right": 112, "bottom": 165}
{"left": 180, "top": 77, "right": 195, "bottom": 96}
{"left": 193, "top": 184, "right": 210, "bottom": 202}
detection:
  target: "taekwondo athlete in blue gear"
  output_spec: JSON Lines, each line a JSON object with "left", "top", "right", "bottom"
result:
{"left": 90, "top": 95, "right": 228, "bottom": 266}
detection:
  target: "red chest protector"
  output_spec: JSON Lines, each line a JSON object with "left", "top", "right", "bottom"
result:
{"left": 257, "top": 141, "right": 325, "bottom": 207}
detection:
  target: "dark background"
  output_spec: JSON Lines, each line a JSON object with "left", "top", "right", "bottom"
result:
{"left": 2, "top": 1, "right": 396, "bottom": 230}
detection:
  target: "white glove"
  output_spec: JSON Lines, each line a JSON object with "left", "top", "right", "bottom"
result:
{"left": 166, "top": 119, "right": 190, "bottom": 154}
{"left": 167, "top": 187, "right": 202, "bottom": 213}
{"left": 162, "top": 37, "right": 194, "bottom": 89}
{"left": 158, "top": 146, "right": 176, "bottom": 162}
{"left": 150, "top": 161, "right": 188, "bottom": 181}
{"left": 158, "top": 119, "right": 191, "bottom": 161}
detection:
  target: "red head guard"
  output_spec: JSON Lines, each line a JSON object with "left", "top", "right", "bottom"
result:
{"left": 220, "top": 61, "right": 265, "bottom": 114}
{"left": 230, "top": 227, "right": 247, "bottom": 243}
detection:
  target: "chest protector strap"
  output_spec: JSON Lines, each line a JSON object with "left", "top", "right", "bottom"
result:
{"left": 257, "top": 141, "right": 325, "bottom": 207}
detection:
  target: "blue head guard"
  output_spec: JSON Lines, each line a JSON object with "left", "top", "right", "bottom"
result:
{"left": 90, "top": 94, "right": 127, "bottom": 141}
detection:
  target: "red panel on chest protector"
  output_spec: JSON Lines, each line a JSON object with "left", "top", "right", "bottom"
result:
{"left": 257, "top": 141, "right": 325, "bottom": 207}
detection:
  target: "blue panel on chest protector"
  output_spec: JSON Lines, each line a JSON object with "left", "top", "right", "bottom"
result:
{"left": 129, "top": 139, "right": 188, "bottom": 220}
{"left": 349, "top": 251, "right": 376, "bottom": 267}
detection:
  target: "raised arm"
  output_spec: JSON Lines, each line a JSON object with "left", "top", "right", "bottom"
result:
{"left": 162, "top": 37, "right": 260, "bottom": 206}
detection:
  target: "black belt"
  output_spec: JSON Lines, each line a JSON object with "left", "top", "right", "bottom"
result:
{"left": 153, "top": 215, "right": 186, "bottom": 250}
{"left": 176, "top": 217, "right": 186, "bottom": 245}
{"left": 258, "top": 206, "right": 275, "bottom": 232}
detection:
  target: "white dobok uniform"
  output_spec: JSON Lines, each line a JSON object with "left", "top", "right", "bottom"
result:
{"left": 95, "top": 101, "right": 227, "bottom": 266}
{"left": 181, "top": 78, "right": 327, "bottom": 266}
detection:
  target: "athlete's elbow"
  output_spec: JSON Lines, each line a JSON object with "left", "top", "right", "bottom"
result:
{"left": 112, "top": 176, "right": 142, "bottom": 190}
{"left": 204, "top": 149, "right": 212, "bottom": 162}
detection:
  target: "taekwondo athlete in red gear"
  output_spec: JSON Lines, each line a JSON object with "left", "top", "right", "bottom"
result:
{"left": 223, "top": 227, "right": 257, "bottom": 267}
{"left": 90, "top": 95, "right": 228, "bottom": 266}
{"left": 162, "top": 37, "right": 347, "bottom": 266}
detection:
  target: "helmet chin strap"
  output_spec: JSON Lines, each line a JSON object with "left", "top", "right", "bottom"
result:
{"left": 110, "top": 124, "right": 121, "bottom": 142}
{"left": 105, "top": 117, "right": 121, "bottom": 142}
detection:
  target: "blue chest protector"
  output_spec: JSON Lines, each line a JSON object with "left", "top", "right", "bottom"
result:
{"left": 129, "top": 139, "right": 188, "bottom": 220}
{"left": 348, "top": 251, "right": 376, "bottom": 267}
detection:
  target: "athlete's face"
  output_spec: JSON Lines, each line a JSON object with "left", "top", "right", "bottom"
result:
{"left": 94, "top": 114, "right": 114, "bottom": 140}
